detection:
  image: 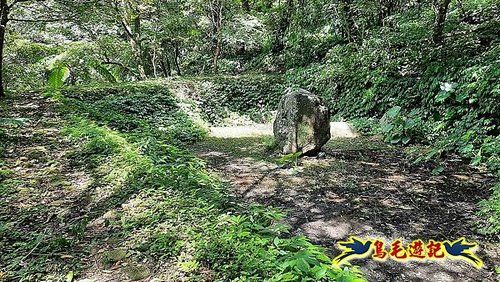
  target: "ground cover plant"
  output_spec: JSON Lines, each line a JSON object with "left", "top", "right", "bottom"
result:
{"left": 0, "top": 84, "right": 365, "bottom": 281}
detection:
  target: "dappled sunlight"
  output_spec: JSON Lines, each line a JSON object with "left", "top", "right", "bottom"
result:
{"left": 193, "top": 135, "right": 499, "bottom": 281}
{"left": 300, "top": 220, "right": 353, "bottom": 241}
{"left": 210, "top": 124, "right": 273, "bottom": 138}
{"left": 1, "top": 0, "right": 498, "bottom": 280}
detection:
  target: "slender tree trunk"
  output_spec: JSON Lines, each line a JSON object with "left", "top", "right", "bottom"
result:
{"left": 340, "top": 0, "right": 356, "bottom": 43}
{"left": 121, "top": 17, "right": 147, "bottom": 80}
{"left": 433, "top": 0, "right": 451, "bottom": 45}
{"left": 160, "top": 58, "right": 171, "bottom": 77}
{"left": 242, "top": 0, "right": 250, "bottom": 12}
{"left": 209, "top": 0, "right": 223, "bottom": 73}
{"left": 174, "top": 43, "right": 181, "bottom": 76}
{"left": 271, "top": 0, "right": 293, "bottom": 54}
{"left": 0, "top": 1, "right": 9, "bottom": 98}
{"left": 160, "top": 40, "right": 172, "bottom": 77}
{"left": 152, "top": 46, "right": 158, "bottom": 78}
{"left": 131, "top": 38, "right": 147, "bottom": 79}
{"left": 213, "top": 38, "right": 221, "bottom": 73}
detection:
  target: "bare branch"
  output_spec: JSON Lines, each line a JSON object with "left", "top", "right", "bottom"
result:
{"left": 9, "top": 17, "right": 70, "bottom": 22}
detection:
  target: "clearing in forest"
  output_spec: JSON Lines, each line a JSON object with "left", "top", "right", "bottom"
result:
{"left": 1, "top": 85, "right": 498, "bottom": 282}
{"left": 191, "top": 132, "right": 499, "bottom": 282}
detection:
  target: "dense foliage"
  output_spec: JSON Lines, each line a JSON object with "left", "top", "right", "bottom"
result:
{"left": 191, "top": 75, "right": 285, "bottom": 124}
{"left": 1, "top": 83, "right": 366, "bottom": 280}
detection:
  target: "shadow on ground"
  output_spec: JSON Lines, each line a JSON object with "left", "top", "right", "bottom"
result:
{"left": 0, "top": 93, "right": 150, "bottom": 281}
{"left": 191, "top": 136, "right": 500, "bottom": 282}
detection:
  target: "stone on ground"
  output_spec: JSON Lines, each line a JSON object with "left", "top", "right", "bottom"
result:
{"left": 273, "top": 89, "right": 330, "bottom": 155}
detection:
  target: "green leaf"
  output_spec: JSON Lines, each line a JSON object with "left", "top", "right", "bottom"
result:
{"left": 93, "top": 64, "right": 117, "bottom": 83}
{"left": 455, "top": 91, "right": 469, "bottom": 102}
{"left": 314, "top": 266, "right": 328, "bottom": 279}
{"left": 48, "top": 66, "right": 70, "bottom": 88}
{"left": 66, "top": 271, "right": 74, "bottom": 282}
{"left": 380, "top": 123, "right": 394, "bottom": 133}
{"left": 404, "top": 118, "right": 417, "bottom": 129}
{"left": 273, "top": 237, "right": 281, "bottom": 247}
{"left": 385, "top": 106, "right": 401, "bottom": 119}
{"left": 461, "top": 144, "right": 474, "bottom": 153}
{"left": 471, "top": 154, "right": 482, "bottom": 166}
{"left": 431, "top": 165, "right": 444, "bottom": 175}
{"left": 435, "top": 91, "right": 451, "bottom": 102}
{"left": 296, "top": 258, "right": 310, "bottom": 273}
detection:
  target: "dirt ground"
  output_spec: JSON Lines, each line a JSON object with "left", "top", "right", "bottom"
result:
{"left": 191, "top": 135, "right": 500, "bottom": 282}
{"left": 2, "top": 92, "right": 499, "bottom": 281}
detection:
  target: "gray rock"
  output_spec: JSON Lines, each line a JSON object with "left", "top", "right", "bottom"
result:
{"left": 273, "top": 89, "right": 331, "bottom": 155}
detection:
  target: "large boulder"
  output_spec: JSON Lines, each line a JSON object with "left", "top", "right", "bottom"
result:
{"left": 273, "top": 89, "right": 331, "bottom": 155}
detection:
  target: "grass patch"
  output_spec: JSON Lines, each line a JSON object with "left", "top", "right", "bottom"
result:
{"left": 191, "top": 136, "right": 277, "bottom": 161}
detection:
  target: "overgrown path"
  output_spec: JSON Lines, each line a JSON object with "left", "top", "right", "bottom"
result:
{"left": 191, "top": 134, "right": 500, "bottom": 281}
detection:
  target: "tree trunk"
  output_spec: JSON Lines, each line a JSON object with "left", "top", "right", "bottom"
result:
{"left": 433, "top": 0, "right": 451, "bottom": 45}
{"left": 0, "top": 1, "right": 9, "bottom": 98}
{"left": 271, "top": 0, "right": 294, "bottom": 54}
{"left": 160, "top": 58, "right": 171, "bottom": 77}
{"left": 242, "top": 0, "right": 250, "bottom": 12}
{"left": 340, "top": 0, "right": 357, "bottom": 43}
{"left": 152, "top": 46, "right": 158, "bottom": 78}
{"left": 160, "top": 39, "right": 172, "bottom": 77}
{"left": 213, "top": 37, "right": 221, "bottom": 73}
{"left": 209, "top": 0, "right": 223, "bottom": 73}
{"left": 121, "top": 17, "right": 147, "bottom": 80}
{"left": 174, "top": 43, "right": 181, "bottom": 76}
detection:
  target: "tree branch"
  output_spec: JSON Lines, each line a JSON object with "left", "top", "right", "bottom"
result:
{"left": 9, "top": 17, "right": 69, "bottom": 22}
{"left": 8, "top": 0, "right": 45, "bottom": 10}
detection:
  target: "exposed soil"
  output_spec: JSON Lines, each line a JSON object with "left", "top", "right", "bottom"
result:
{"left": 191, "top": 135, "right": 500, "bottom": 282}
{"left": 2, "top": 92, "right": 499, "bottom": 282}
{"left": 0, "top": 93, "right": 152, "bottom": 281}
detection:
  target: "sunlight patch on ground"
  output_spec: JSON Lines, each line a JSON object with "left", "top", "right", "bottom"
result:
{"left": 208, "top": 122, "right": 359, "bottom": 138}
{"left": 191, "top": 133, "right": 498, "bottom": 282}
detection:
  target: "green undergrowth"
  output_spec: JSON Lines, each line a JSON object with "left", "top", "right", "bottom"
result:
{"left": 478, "top": 182, "right": 500, "bottom": 235}
{"left": 189, "top": 75, "right": 285, "bottom": 125}
{"left": 282, "top": 7, "right": 500, "bottom": 236}
{"left": 55, "top": 83, "right": 365, "bottom": 281}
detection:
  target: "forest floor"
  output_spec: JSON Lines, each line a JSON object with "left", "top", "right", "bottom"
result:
{"left": 191, "top": 133, "right": 500, "bottom": 281}
{"left": 1, "top": 91, "right": 499, "bottom": 282}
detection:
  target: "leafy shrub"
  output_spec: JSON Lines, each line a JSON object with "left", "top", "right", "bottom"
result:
{"left": 61, "top": 82, "right": 206, "bottom": 144}
{"left": 193, "top": 75, "right": 285, "bottom": 125}
{"left": 284, "top": 7, "right": 499, "bottom": 171}
{"left": 196, "top": 205, "right": 364, "bottom": 281}
{"left": 479, "top": 182, "right": 500, "bottom": 235}
{"left": 380, "top": 107, "right": 427, "bottom": 145}
{"left": 280, "top": 3, "right": 500, "bottom": 236}
{"left": 349, "top": 118, "right": 380, "bottom": 135}
{"left": 48, "top": 65, "right": 71, "bottom": 89}
{"left": 5, "top": 39, "right": 131, "bottom": 93}
{"left": 3, "top": 38, "right": 61, "bottom": 91}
